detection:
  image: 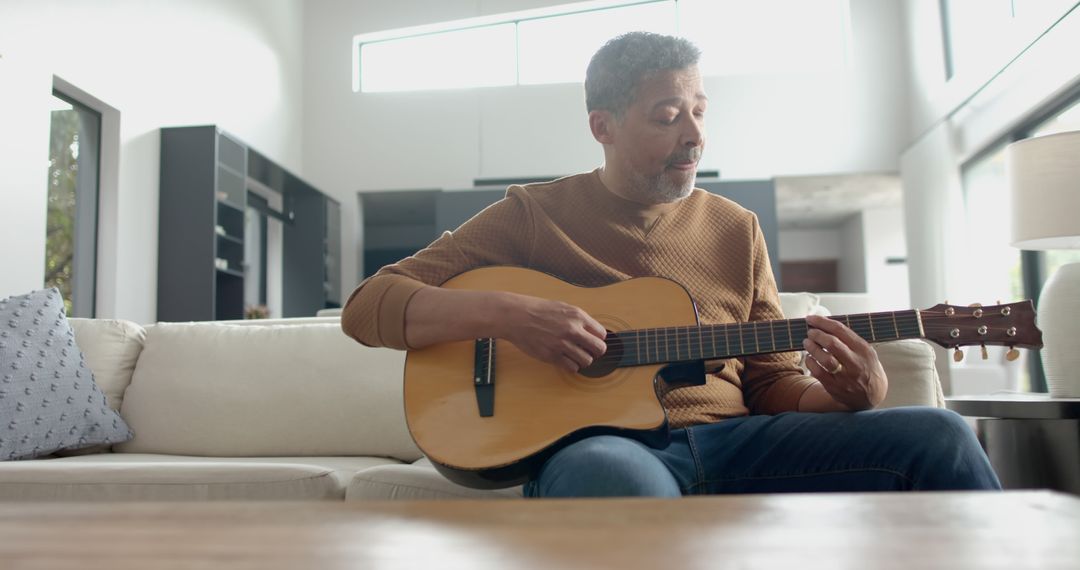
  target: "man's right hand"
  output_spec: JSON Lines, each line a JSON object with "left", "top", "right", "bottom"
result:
{"left": 499, "top": 295, "right": 608, "bottom": 373}
{"left": 404, "top": 287, "right": 607, "bottom": 373}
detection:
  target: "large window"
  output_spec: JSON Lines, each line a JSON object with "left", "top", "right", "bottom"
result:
{"left": 354, "top": 0, "right": 851, "bottom": 93}
{"left": 680, "top": 0, "right": 850, "bottom": 77}
{"left": 45, "top": 91, "right": 100, "bottom": 318}
{"left": 517, "top": 2, "right": 675, "bottom": 85}
{"left": 940, "top": 0, "right": 1079, "bottom": 80}
{"left": 958, "top": 146, "right": 1029, "bottom": 393}
{"left": 360, "top": 24, "right": 518, "bottom": 92}
{"left": 958, "top": 94, "right": 1080, "bottom": 393}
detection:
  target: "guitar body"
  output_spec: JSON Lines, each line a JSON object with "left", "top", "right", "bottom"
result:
{"left": 403, "top": 266, "right": 703, "bottom": 489}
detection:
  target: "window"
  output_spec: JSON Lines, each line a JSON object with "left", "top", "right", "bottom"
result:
{"left": 360, "top": 24, "right": 517, "bottom": 93}
{"left": 940, "top": 0, "right": 1079, "bottom": 80}
{"left": 959, "top": 146, "right": 1030, "bottom": 392}
{"left": 354, "top": 0, "right": 851, "bottom": 92}
{"left": 679, "top": 0, "right": 851, "bottom": 76}
{"left": 517, "top": 2, "right": 676, "bottom": 85}
{"left": 961, "top": 146, "right": 1024, "bottom": 304}
{"left": 45, "top": 90, "right": 100, "bottom": 318}
{"left": 940, "top": 0, "right": 1014, "bottom": 81}
{"left": 957, "top": 94, "right": 1080, "bottom": 393}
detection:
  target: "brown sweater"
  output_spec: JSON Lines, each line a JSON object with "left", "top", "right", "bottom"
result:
{"left": 341, "top": 170, "right": 815, "bottom": 427}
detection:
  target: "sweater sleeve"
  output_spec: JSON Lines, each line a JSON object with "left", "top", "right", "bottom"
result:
{"left": 740, "top": 215, "right": 818, "bottom": 414}
{"left": 340, "top": 188, "right": 534, "bottom": 349}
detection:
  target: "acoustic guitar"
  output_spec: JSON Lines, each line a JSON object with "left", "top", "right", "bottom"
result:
{"left": 403, "top": 266, "right": 1043, "bottom": 490}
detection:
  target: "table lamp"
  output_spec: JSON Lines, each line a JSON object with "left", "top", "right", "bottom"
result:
{"left": 1007, "top": 129, "right": 1080, "bottom": 398}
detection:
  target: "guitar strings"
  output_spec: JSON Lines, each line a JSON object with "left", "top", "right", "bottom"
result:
{"left": 473, "top": 313, "right": 1010, "bottom": 352}
{"left": 475, "top": 310, "right": 1023, "bottom": 364}
{"left": 479, "top": 319, "right": 923, "bottom": 362}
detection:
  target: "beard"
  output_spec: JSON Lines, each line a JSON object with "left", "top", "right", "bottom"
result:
{"left": 625, "top": 149, "right": 701, "bottom": 204}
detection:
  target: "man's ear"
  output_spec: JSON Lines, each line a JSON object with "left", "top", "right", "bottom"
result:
{"left": 589, "top": 110, "right": 616, "bottom": 144}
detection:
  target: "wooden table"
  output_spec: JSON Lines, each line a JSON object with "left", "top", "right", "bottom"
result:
{"left": 2, "top": 491, "right": 1079, "bottom": 569}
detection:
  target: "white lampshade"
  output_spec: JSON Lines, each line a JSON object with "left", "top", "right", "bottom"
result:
{"left": 1006, "top": 129, "right": 1080, "bottom": 398}
{"left": 1008, "top": 130, "right": 1080, "bottom": 250}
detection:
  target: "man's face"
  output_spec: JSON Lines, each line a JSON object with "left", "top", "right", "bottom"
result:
{"left": 606, "top": 66, "right": 708, "bottom": 204}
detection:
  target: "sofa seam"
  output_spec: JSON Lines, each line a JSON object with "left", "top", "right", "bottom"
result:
{"left": 0, "top": 470, "right": 337, "bottom": 487}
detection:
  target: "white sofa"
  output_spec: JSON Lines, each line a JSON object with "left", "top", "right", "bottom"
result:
{"left": 0, "top": 294, "right": 943, "bottom": 502}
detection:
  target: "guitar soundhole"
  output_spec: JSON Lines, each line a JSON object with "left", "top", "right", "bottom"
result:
{"left": 579, "top": 331, "right": 622, "bottom": 378}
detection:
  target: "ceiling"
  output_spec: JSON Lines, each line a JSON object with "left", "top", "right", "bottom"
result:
{"left": 774, "top": 173, "right": 903, "bottom": 230}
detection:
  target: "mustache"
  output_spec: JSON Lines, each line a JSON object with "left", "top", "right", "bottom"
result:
{"left": 667, "top": 149, "right": 702, "bottom": 164}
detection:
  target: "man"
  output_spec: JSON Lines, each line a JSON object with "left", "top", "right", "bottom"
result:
{"left": 342, "top": 32, "right": 1000, "bottom": 497}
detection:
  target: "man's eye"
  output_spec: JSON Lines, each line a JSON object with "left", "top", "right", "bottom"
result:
{"left": 657, "top": 116, "right": 678, "bottom": 125}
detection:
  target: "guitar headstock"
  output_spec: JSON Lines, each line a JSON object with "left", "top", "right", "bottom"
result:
{"left": 920, "top": 301, "right": 1043, "bottom": 351}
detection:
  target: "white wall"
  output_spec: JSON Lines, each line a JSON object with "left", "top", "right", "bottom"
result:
{"left": 839, "top": 213, "right": 865, "bottom": 293}
{"left": 779, "top": 229, "right": 843, "bottom": 262}
{"left": 302, "top": 0, "right": 913, "bottom": 293}
{"left": 860, "top": 206, "right": 909, "bottom": 309}
{"left": 0, "top": 0, "right": 304, "bottom": 323}
{"left": 777, "top": 205, "right": 907, "bottom": 304}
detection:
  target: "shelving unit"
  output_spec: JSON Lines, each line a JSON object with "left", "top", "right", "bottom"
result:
{"left": 158, "top": 126, "right": 341, "bottom": 321}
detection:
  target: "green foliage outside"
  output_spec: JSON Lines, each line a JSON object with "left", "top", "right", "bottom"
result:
{"left": 45, "top": 109, "right": 79, "bottom": 315}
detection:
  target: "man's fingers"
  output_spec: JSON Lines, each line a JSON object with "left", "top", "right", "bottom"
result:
{"left": 582, "top": 316, "right": 608, "bottom": 340}
{"left": 803, "top": 334, "right": 851, "bottom": 373}
{"left": 562, "top": 341, "right": 596, "bottom": 370}
{"left": 556, "top": 355, "right": 581, "bottom": 373}
{"left": 578, "top": 329, "right": 608, "bottom": 358}
{"left": 806, "top": 317, "right": 865, "bottom": 356}
{"left": 805, "top": 354, "right": 828, "bottom": 378}
{"left": 806, "top": 315, "right": 871, "bottom": 354}
{"left": 803, "top": 337, "right": 836, "bottom": 372}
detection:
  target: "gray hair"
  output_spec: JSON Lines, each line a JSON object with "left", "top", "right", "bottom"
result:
{"left": 585, "top": 32, "right": 701, "bottom": 116}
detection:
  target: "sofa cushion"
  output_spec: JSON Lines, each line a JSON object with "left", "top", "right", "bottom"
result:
{"left": 0, "top": 453, "right": 405, "bottom": 501}
{"left": 68, "top": 318, "right": 145, "bottom": 412}
{"left": 876, "top": 339, "right": 945, "bottom": 408}
{"left": 0, "top": 288, "right": 133, "bottom": 460}
{"left": 0, "top": 459, "right": 339, "bottom": 501}
{"left": 347, "top": 458, "right": 523, "bottom": 501}
{"left": 116, "top": 322, "right": 421, "bottom": 461}
{"left": 777, "top": 292, "right": 827, "bottom": 318}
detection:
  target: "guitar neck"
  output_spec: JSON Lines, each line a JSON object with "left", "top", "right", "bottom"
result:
{"left": 616, "top": 310, "right": 924, "bottom": 367}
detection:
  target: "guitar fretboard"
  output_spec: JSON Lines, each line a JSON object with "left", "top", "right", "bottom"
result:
{"left": 614, "top": 311, "right": 923, "bottom": 367}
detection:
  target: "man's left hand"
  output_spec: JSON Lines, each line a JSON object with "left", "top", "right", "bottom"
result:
{"left": 802, "top": 314, "right": 888, "bottom": 410}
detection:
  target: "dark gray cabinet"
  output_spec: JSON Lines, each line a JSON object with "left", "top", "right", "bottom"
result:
{"left": 282, "top": 180, "right": 341, "bottom": 317}
{"left": 158, "top": 126, "right": 340, "bottom": 321}
{"left": 358, "top": 180, "right": 778, "bottom": 279}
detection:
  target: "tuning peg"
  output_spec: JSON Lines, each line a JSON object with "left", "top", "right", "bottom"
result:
{"left": 953, "top": 348, "right": 964, "bottom": 362}
{"left": 981, "top": 345, "right": 988, "bottom": 360}
{"left": 1006, "top": 348, "right": 1021, "bottom": 362}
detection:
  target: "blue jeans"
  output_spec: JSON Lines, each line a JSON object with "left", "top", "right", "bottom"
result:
{"left": 524, "top": 407, "right": 1001, "bottom": 497}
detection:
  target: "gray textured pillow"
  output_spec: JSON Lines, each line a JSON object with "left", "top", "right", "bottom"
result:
{"left": 0, "top": 288, "right": 133, "bottom": 460}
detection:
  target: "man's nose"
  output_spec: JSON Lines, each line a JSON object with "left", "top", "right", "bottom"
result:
{"left": 682, "top": 116, "right": 705, "bottom": 147}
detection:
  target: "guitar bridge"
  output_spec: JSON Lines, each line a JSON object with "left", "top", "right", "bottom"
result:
{"left": 474, "top": 338, "right": 495, "bottom": 417}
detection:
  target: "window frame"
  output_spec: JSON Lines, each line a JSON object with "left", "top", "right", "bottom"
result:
{"left": 352, "top": 0, "right": 852, "bottom": 93}
{"left": 46, "top": 88, "right": 102, "bottom": 318}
